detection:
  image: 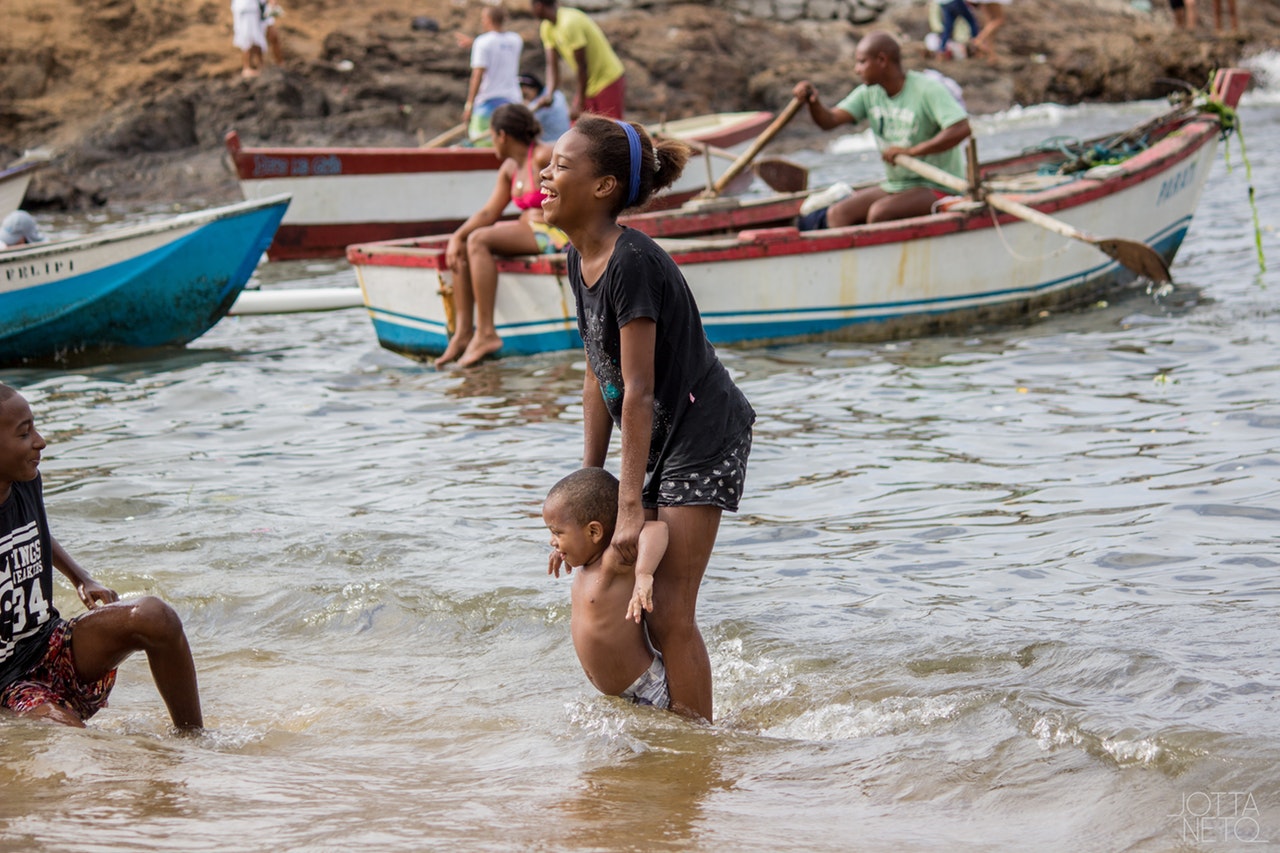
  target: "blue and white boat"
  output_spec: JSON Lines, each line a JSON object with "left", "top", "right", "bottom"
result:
{"left": 0, "top": 194, "right": 290, "bottom": 364}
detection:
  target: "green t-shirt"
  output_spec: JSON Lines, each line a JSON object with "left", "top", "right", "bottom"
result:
{"left": 835, "top": 70, "right": 968, "bottom": 192}
{"left": 539, "top": 7, "right": 625, "bottom": 97}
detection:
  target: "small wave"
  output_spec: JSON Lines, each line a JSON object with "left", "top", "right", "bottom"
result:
{"left": 828, "top": 127, "right": 880, "bottom": 155}
{"left": 1242, "top": 50, "right": 1280, "bottom": 103}
{"left": 562, "top": 695, "right": 688, "bottom": 757}
{"left": 182, "top": 721, "right": 271, "bottom": 751}
{"left": 975, "top": 102, "right": 1073, "bottom": 132}
{"left": 755, "top": 694, "right": 969, "bottom": 741}
{"left": 712, "top": 633, "right": 999, "bottom": 741}
{"left": 1030, "top": 713, "right": 1172, "bottom": 769}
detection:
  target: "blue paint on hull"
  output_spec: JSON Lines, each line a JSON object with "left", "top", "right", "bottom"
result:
{"left": 370, "top": 216, "right": 1197, "bottom": 361}
{"left": 0, "top": 200, "right": 288, "bottom": 364}
{"left": 371, "top": 315, "right": 581, "bottom": 359}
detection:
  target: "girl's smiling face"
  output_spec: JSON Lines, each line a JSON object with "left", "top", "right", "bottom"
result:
{"left": 540, "top": 128, "right": 614, "bottom": 230}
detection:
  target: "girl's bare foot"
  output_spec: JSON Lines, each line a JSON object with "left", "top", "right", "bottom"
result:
{"left": 456, "top": 332, "right": 503, "bottom": 367}
{"left": 434, "top": 331, "right": 473, "bottom": 368}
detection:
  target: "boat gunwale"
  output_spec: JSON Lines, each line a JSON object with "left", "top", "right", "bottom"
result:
{"left": 0, "top": 161, "right": 44, "bottom": 183}
{"left": 225, "top": 111, "right": 774, "bottom": 180}
{"left": 0, "top": 194, "right": 293, "bottom": 267}
{"left": 347, "top": 108, "right": 1223, "bottom": 275}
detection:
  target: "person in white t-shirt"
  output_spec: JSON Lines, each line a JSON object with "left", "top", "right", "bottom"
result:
{"left": 458, "top": 5, "right": 524, "bottom": 145}
{"left": 230, "top": 0, "right": 267, "bottom": 78}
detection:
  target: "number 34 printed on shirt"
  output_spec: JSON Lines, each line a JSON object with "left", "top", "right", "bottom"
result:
{"left": 1, "top": 521, "right": 53, "bottom": 647}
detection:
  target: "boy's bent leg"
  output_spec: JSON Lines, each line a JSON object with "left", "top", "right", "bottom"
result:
{"left": 70, "top": 597, "right": 203, "bottom": 731}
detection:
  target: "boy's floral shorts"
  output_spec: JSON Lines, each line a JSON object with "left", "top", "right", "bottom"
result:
{"left": 0, "top": 618, "right": 117, "bottom": 721}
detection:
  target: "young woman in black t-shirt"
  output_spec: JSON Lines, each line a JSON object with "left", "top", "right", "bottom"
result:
{"left": 540, "top": 115, "right": 755, "bottom": 722}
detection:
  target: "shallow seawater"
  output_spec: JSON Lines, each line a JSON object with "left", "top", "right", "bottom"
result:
{"left": 2, "top": 81, "right": 1279, "bottom": 851}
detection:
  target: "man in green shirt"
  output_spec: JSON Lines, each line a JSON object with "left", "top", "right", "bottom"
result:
{"left": 530, "top": 0, "right": 626, "bottom": 119}
{"left": 793, "top": 30, "right": 971, "bottom": 228}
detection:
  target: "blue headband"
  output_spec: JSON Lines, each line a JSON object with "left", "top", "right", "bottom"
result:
{"left": 616, "top": 120, "right": 642, "bottom": 208}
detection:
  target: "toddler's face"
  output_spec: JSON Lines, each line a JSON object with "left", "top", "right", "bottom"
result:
{"left": 542, "top": 498, "right": 599, "bottom": 570}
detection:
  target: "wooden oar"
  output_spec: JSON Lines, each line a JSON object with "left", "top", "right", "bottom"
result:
{"left": 421, "top": 122, "right": 469, "bottom": 148}
{"left": 896, "top": 153, "right": 1171, "bottom": 283}
{"left": 659, "top": 134, "right": 809, "bottom": 194}
{"left": 755, "top": 156, "right": 809, "bottom": 193}
{"left": 696, "top": 95, "right": 806, "bottom": 200}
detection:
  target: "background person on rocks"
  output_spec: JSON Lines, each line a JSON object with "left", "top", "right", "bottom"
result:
{"left": 231, "top": 0, "right": 267, "bottom": 78}
{"left": 520, "top": 72, "right": 571, "bottom": 142}
{"left": 263, "top": 1, "right": 284, "bottom": 65}
{"left": 457, "top": 4, "right": 524, "bottom": 144}
{"left": 530, "top": 0, "right": 626, "bottom": 119}
{"left": 971, "top": 0, "right": 1012, "bottom": 60}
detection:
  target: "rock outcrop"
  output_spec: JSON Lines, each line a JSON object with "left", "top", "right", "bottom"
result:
{"left": 1, "top": 0, "right": 1269, "bottom": 208}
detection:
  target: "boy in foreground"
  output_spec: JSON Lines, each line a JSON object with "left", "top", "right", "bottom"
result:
{"left": 0, "top": 383, "right": 203, "bottom": 731}
{"left": 544, "top": 467, "right": 670, "bottom": 709}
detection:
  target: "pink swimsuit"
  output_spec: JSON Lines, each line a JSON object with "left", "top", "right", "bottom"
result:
{"left": 512, "top": 146, "right": 546, "bottom": 211}
{"left": 510, "top": 145, "right": 568, "bottom": 253}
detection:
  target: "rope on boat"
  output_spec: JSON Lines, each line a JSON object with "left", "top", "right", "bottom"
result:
{"left": 1025, "top": 93, "right": 1209, "bottom": 178}
{"left": 1026, "top": 130, "right": 1158, "bottom": 177}
{"left": 1196, "top": 91, "right": 1265, "bottom": 274}
{"left": 1012, "top": 87, "right": 1263, "bottom": 276}
{"left": 984, "top": 204, "right": 1074, "bottom": 265}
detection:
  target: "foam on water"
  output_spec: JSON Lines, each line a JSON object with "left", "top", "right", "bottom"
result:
{"left": 756, "top": 694, "right": 970, "bottom": 741}
{"left": 1242, "top": 50, "right": 1280, "bottom": 103}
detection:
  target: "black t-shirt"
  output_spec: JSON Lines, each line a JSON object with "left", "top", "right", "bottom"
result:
{"left": 569, "top": 227, "right": 755, "bottom": 477}
{"left": 0, "top": 475, "right": 60, "bottom": 690}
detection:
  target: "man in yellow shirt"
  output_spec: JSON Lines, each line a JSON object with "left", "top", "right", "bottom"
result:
{"left": 530, "top": 0, "right": 626, "bottom": 120}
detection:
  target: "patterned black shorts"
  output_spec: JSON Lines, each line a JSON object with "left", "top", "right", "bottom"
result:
{"left": 645, "top": 428, "right": 752, "bottom": 513}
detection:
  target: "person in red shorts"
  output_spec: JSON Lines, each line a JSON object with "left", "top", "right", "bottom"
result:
{"left": 530, "top": 0, "right": 626, "bottom": 120}
{"left": 0, "top": 383, "right": 203, "bottom": 732}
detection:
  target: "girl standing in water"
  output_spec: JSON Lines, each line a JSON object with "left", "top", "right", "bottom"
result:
{"left": 540, "top": 115, "right": 755, "bottom": 722}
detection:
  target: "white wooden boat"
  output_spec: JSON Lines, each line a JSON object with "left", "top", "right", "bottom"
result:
{"left": 226, "top": 111, "right": 773, "bottom": 260}
{"left": 346, "top": 70, "right": 1250, "bottom": 362}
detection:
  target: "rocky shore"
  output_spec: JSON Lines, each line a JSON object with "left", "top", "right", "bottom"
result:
{"left": 2, "top": 0, "right": 1273, "bottom": 210}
